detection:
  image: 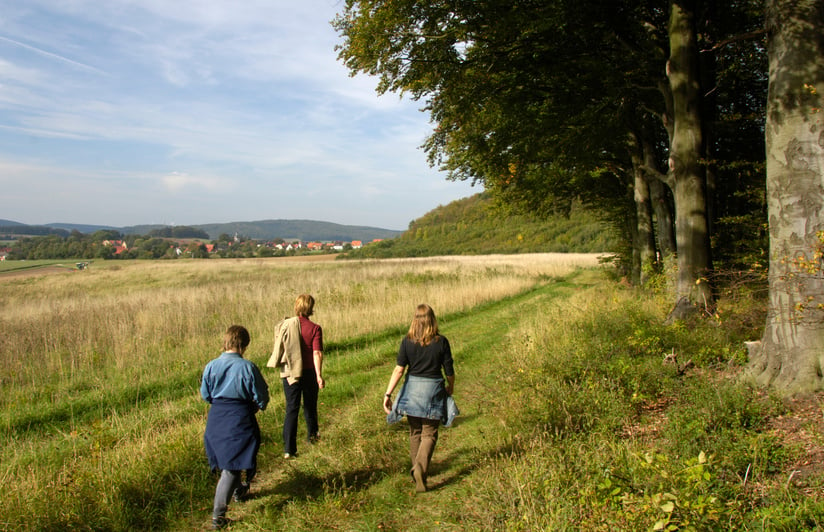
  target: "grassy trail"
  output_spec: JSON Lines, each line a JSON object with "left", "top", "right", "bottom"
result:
{"left": 194, "top": 271, "right": 596, "bottom": 530}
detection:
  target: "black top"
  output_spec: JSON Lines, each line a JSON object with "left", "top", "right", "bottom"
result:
{"left": 397, "top": 336, "right": 454, "bottom": 379}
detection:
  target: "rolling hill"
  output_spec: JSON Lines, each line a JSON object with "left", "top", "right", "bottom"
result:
{"left": 0, "top": 219, "right": 401, "bottom": 242}
{"left": 342, "top": 192, "right": 617, "bottom": 258}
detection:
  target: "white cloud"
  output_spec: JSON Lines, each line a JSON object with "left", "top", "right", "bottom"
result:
{"left": 0, "top": 0, "right": 478, "bottom": 228}
{"left": 161, "top": 171, "right": 228, "bottom": 192}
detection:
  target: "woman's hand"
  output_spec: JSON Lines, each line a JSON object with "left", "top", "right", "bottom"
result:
{"left": 384, "top": 365, "right": 405, "bottom": 414}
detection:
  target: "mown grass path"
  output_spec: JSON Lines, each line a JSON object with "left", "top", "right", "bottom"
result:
{"left": 189, "top": 270, "right": 598, "bottom": 530}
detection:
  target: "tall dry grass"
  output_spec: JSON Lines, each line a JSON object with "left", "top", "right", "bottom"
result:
{"left": 0, "top": 254, "right": 600, "bottom": 388}
{"left": 0, "top": 253, "right": 600, "bottom": 530}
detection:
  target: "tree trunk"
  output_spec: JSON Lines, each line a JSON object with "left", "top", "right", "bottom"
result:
{"left": 747, "top": 0, "right": 824, "bottom": 393}
{"left": 649, "top": 174, "right": 676, "bottom": 258}
{"left": 642, "top": 136, "right": 676, "bottom": 259}
{"left": 630, "top": 133, "right": 658, "bottom": 286}
{"left": 667, "top": 0, "right": 715, "bottom": 318}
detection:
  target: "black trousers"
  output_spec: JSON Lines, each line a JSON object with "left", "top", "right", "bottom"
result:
{"left": 282, "top": 369, "right": 319, "bottom": 455}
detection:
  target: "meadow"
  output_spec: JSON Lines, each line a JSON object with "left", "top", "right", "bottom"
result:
{"left": 1, "top": 254, "right": 822, "bottom": 531}
{"left": 0, "top": 259, "right": 77, "bottom": 274}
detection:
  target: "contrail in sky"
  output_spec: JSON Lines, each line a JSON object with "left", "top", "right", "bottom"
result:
{"left": 0, "top": 34, "right": 108, "bottom": 76}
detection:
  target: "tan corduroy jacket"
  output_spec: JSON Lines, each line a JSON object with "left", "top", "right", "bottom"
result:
{"left": 267, "top": 316, "right": 303, "bottom": 384}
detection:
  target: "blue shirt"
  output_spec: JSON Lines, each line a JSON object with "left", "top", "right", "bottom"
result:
{"left": 201, "top": 352, "right": 270, "bottom": 411}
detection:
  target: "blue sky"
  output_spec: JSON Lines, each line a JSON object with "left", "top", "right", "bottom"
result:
{"left": 0, "top": 1, "right": 478, "bottom": 231}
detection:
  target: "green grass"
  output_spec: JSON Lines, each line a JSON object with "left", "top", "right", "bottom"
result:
{"left": 0, "top": 259, "right": 80, "bottom": 273}
{"left": 200, "top": 270, "right": 818, "bottom": 530}
{"left": 2, "top": 264, "right": 823, "bottom": 531}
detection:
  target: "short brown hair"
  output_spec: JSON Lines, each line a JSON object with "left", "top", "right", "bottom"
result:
{"left": 294, "top": 294, "right": 315, "bottom": 317}
{"left": 223, "top": 325, "right": 251, "bottom": 352}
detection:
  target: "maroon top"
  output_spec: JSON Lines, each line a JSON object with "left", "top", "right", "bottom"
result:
{"left": 298, "top": 316, "right": 323, "bottom": 369}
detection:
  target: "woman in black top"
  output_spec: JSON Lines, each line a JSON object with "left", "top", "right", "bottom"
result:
{"left": 383, "top": 304, "right": 455, "bottom": 493}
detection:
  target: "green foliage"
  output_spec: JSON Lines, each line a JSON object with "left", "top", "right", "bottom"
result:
{"left": 342, "top": 193, "right": 615, "bottom": 258}
{"left": 335, "top": 0, "right": 768, "bottom": 284}
{"left": 602, "top": 451, "right": 733, "bottom": 531}
{"left": 449, "top": 276, "right": 822, "bottom": 531}
{"left": 663, "top": 383, "right": 783, "bottom": 456}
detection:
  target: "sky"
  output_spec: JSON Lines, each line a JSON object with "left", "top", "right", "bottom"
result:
{"left": 0, "top": 1, "right": 479, "bottom": 231}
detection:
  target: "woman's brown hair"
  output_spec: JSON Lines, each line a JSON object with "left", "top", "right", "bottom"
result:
{"left": 407, "top": 304, "right": 439, "bottom": 346}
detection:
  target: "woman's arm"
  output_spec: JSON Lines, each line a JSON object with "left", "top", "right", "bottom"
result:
{"left": 314, "top": 350, "right": 325, "bottom": 389}
{"left": 383, "top": 365, "right": 406, "bottom": 414}
{"left": 445, "top": 374, "right": 455, "bottom": 396}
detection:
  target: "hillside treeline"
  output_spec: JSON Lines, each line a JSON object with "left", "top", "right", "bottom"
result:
{"left": 145, "top": 226, "right": 209, "bottom": 239}
{"left": 0, "top": 225, "right": 71, "bottom": 238}
{"left": 343, "top": 193, "right": 615, "bottom": 259}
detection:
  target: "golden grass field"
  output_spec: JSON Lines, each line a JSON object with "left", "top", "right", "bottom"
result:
{"left": 0, "top": 253, "right": 603, "bottom": 530}
{"left": 0, "top": 253, "right": 602, "bottom": 387}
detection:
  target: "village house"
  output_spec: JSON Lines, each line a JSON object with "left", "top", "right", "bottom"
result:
{"left": 275, "top": 241, "right": 304, "bottom": 251}
{"left": 101, "top": 239, "right": 129, "bottom": 255}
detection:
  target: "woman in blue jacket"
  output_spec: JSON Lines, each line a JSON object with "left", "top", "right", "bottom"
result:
{"left": 201, "top": 325, "right": 269, "bottom": 529}
{"left": 383, "top": 304, "right": 456, "bottom": 493}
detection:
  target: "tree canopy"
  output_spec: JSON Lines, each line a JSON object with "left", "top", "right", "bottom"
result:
{"left": 335, "top": 0, "right": 767, "bottom": 310}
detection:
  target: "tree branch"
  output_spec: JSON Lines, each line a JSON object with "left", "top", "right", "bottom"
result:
{"left": 701, "top": 29, "right": 767, "bottom": 53}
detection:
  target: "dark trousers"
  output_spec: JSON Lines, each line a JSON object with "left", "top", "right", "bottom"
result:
{"left": 282, "top": 369, "right": 319, "bottom": 455}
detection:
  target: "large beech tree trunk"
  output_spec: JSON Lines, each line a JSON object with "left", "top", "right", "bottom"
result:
{"left": 667, "top": 0, "right": 715, "bottom": 317}
{"left": 747, "top": 0, "right": 824, "bottom": 393}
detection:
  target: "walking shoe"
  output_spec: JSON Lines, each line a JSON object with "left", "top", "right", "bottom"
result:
{"left": 211, "top": 516, "right": 229, "bottom": 530}
{"left": 412, "top": 464, "right": 427, "bottom": 493}
{"left": 284, "top": 452, "right": 297, "bottom": 459}
{"left": 233, "top": 482, "right": 250, "bottom": 502}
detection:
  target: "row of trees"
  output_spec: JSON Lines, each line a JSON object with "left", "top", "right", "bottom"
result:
{"left": 5, "top": 231, "right": 306, "bottom": 260}
{"left": 8, "top": 233, "right": 205, "bottom": 260}
{"left": 334, "top": 1, "right": 823, "bottom": 392}
{"left": 335, "top": 0, "right": 766, "bottom": 313}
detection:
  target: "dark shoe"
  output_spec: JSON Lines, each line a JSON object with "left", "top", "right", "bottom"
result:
{"left": 308, "top": 433, "right": 320, "bottom": 444}
{"left": 233, "top": 482, "right": 250, "bottom": 502}
{"left": 412, "top": 464, "right": 427, "bottom": 493}
{"left": 211, "top": 516, "right": 229, "bottom": 530}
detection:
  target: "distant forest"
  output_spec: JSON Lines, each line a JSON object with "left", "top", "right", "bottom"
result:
{"left": 0, "top": 225, "right": 207, "bottom": 240}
